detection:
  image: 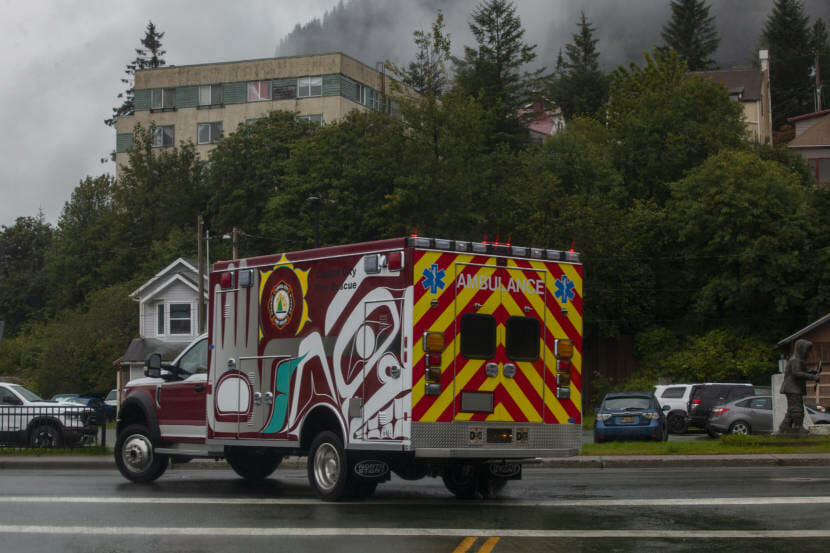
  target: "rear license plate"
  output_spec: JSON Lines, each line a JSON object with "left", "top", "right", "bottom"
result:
{"left": 620, "top": 416, "right": 634, "bottom": 423}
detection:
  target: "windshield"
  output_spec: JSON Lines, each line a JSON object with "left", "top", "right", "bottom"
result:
{"left": 105, "top": 390, "right": 117, "bottom": 401}
{"left": 10, "top": 385, "right": 45, "bottom": 402}
{"left": 603, "top": 397, "right": 652, "bottom": 411}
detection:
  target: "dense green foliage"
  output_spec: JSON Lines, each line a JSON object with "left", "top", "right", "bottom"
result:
{"left": 1, "top": 1, "right": 828, "bottom": 403}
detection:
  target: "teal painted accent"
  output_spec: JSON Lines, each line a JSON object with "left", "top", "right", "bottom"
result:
{"left": 134, "top": 89, "right": 150, "bottom": 111}
{"left": 272, "top": 77, "right": 296, "bottom": 88}
{"left": 263, "top": 354, "right": 307, "bottom": 434}
{"left": 223, "top": 81, "right": 247, "bottom": 104}
{"left": 115, "top": 133, "right": 134, "bottom": 153}
{"left": 322, "top": 74, "right": 340, "bottom": 97}
{"left": 176, "top": 86, "right": 197, "bottom": 108}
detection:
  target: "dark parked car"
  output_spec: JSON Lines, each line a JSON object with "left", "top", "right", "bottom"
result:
{"left": 594, "top": 392, "right": 668, "bottom": 443}
{"left": 686, "top": 383, "right": 755, "bottom": 436}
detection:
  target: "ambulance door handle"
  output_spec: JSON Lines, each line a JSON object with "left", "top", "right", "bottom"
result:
{"left": 503, "top": 363, "right": 517, "bottom": 378}
{"left": 485, "top": 362, "right": 499, "bottom": 378}
{"left": 253, "top": 392, "right": 262, "bottom": 406}
{"left": 264, "top": 392, "right": 274, "bottom": 405}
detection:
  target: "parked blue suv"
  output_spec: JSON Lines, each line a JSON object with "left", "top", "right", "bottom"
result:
{"left": 594, "top": 392, "right": 668, "bottom": 443}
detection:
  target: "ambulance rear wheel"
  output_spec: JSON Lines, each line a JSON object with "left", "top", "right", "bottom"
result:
{"left": 442, "top": 462, "right": 479, "bottom": 499}
{"left": 308, "top": 431, "right": 350, "bottom": 501}
{"left": 225, "top": 446, "right": 283, "bottom": 481}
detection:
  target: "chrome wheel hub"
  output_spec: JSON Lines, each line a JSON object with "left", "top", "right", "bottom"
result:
{"left": 313, "top": 443, "right": 340, "bottom": 491}
{"left": 122, "top": 434, "right": 153, "bottom": 472}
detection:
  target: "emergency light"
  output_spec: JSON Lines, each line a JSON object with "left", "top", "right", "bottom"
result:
{"left": 405, "top": 237, "right": 580, "bottom": 263}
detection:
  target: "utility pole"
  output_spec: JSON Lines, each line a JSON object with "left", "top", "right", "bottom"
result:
{"left": 197, "top": 215, "right": 204, "bottom": 334}
{"left": 816, "top": 51, "right": 823, "bottom": 112}
{"left": 232, "top": 227, "right": 239, "bottom": 260}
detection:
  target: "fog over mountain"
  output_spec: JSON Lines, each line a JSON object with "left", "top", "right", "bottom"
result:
{"left": 278, "top": 0, "right": 830, "bottom": 73}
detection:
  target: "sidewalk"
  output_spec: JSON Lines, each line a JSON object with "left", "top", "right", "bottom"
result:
{"left": 3, "top": 453, "right": 830, "bottom": 471}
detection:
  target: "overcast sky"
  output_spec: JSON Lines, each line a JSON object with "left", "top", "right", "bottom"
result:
{"left": 2, "top": 0, "right": 828, "bottom": 230}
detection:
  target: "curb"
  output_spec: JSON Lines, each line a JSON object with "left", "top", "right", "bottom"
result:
{"left": 2, "top": 453, "right": 829, "bottom": 471}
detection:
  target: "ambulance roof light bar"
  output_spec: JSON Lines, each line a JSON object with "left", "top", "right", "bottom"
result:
{"left": 405, "top": 237, "right": 580, "bottom": 262}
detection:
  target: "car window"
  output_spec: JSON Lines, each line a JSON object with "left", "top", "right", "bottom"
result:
{"left": 748, "top": 397, "right": 771, "bottom": 410}
{"left": 105, "top": 390, "right": 117, "bottom": 401}
{"left": 178, "top": 338, "right": 208, "bottom": 375}
{"left": 460, "top": 314, "right": 497, "bottom": 360}
{"left": 0, "top": 387, "right": 19, "bottom": 404}
{"left": 604, "top": 397, "right": 652, "bottom": 411}
{"left": 735, "top": 398, "right": 752, "bottom": 408}
{"left": 728, "top": 387, "right": 753, "bottom": 400}
{"left": 10, "top": 385, "right": 43, "bottom": 402}
{"left": 660, "top": 387, "right": 685, "bottom": 399}
{"left": 505, "top": 316, "right": 540, "bottom": 362}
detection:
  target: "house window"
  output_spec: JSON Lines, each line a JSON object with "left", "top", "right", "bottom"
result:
{"left": 297, "top": 76, "right": 323, "bottom": 98}
{"left": 156, "top": 304, "right": 164, "bottom": 335}
{"left": 169, "top": 303, "right": 191, "bottom": 335}
{"left": 809, "top": 158, "right": 830, "bottom": 183}
{"left": 198, "top": 85, "right": 223, "bottom": 107}
{"left": 247, "top": 80, "right": 271, "bottom": 102}
{"left": 150, "top": 88, "right": 176, "bottom": 110}
{"left": 151, "top": 126, "right": 174, "bottom": 148}
{"left": 197, "top": 122, "right": 223, "bottom": 144}
{"left": 298, "top": 114, "right": 324, "bottom": 126}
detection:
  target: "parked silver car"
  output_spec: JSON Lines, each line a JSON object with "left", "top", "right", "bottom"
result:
{"left": 707, "top": 395, "right": 830, "bottom": 435}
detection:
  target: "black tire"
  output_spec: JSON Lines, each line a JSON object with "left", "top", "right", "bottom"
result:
{"left": 114, "top": 424, "right": 168, "bottom": 483}
{"left": 442, "top": 462, "right": 479, "bottom": 499}
{"left": 307, "top": 431, "right": 350, "bottom": 501}
{"left": 706, "top": 425, "right": 722, "bottom": 439}
{"left": 481, "top": 475, "right": 508, "bottom": 498}
{"left": 667, "top": 413, "right": 687, "bottom": 434}
{"left": 29, "top": 423, "right": 63, "bottom": 448}
{"left": 728, "top": 420, "right": 752, "bottom": 435}
{"left": 226, "top": 447, "right": 283, "bottom": 481}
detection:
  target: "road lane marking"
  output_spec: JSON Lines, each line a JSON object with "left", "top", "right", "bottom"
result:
{"left": 1, "top": 526, "right": 830, "bottom": 538}
{"left": 5, "top": 496, "right": 830, "bottom": 507}
{"left": 452, "top": 537, "right": 477, "bottom": 553}
{"left": 478, "top": 537, "right": 500, "bottom": 552}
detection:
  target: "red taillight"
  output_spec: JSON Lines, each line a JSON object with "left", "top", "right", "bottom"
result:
{"left": 711, "top": 407, "right": 728, "bottom": 416}
{"left": 219, "top": 272, "right": 233, "bottom": 289}
{"left": 692, "top": 399, "right": 701, "bottom": 405}
{"left": 387, "top": 251, "right": 402, "bottom": 271}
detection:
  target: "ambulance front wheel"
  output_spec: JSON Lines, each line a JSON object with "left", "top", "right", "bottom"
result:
{"left": 308, "top": 431, "right": 351, "bottom": 501}
{"left": 115, "top": 424, "right": 168, "bottom": 483}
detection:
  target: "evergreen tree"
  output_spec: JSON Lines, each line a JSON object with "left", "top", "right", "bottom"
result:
{"left": 761, "top": 0, "right": 813, "bottom": 128}
{"left": 812, "top": 18, "right": 830, "bottom": 111}
{"left": 105, "top": 21, "right": 166, "bottom": 128}
{"left": 387, "top": 10, "right": 451, "bottom": 97}
{"left": 453, "top": 0, "right": 540, "bottom": 146}
{"left": 549, "top": 11, "right": 608, "bottom": 120}
{"left": 660, "top": 0, "right": 720, "bottom": 71}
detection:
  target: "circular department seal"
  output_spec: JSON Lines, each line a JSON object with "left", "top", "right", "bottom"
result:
{"left": 268, "top": 281, "right": 295, "bottom": 329}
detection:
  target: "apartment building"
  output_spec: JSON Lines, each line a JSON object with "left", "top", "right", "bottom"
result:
{"left": 114, "top": 52, "right": 407, "bottom": 173}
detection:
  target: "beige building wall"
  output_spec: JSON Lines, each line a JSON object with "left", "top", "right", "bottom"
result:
{"left": 114, "top": 53, "right": 407, "bottom": 172}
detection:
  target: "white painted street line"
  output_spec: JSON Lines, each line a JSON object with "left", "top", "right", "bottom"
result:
{"left": 1, "top": 525, "right": 830, "bottom": 539}
{"left": 4, "top": 495, "right": 830, "bottom": 508}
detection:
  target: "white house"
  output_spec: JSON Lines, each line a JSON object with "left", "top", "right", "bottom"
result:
{"left": 117, "top": 258, "right": 207, "bottom": 382}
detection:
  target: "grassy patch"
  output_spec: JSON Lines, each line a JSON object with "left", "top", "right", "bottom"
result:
{"left": 0, "top": 446, "right": 111, "bottom": 456}
{"left": 582, "top": 435, "right": 830, "bottom": 455}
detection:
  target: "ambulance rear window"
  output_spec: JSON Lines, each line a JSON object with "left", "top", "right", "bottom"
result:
{"left": 460, "top": 314, "right": 496, "bottom": 359}
{"left": 506, "top": 317, "right": 540, "bottom": 362}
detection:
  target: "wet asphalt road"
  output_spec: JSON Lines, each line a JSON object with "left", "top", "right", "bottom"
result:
{"left": 3, "top": 464, "right": 830, "bottom": 553}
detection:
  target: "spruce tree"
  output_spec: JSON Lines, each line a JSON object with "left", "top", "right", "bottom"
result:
{"left": 388, "top": 11, "right": 451, "bottom": 97}
{"left": 550, "top": 11, "right": 608, "bottom": 120}
{"left": 761, "top": 0, "right": 813, "bottom": 127}
{"left": 661, "top": 0, "right": 720, "bottom": 71}
{"left": 453, "top": 0, "right": 540, "bottom": 145}
{"left": 105, "top": 21, "right": 167, "bottom": 128}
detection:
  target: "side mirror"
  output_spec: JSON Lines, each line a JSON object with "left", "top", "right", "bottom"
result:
{"left": 145, "top": 353, "right": 163, "bottom": 378}
{"left": 662, "top": 405, "right": 670, "bottom": 411}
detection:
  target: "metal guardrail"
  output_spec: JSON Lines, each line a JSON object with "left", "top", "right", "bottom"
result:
{"left": 0, "top": 405, "right": 103, "bottom": 450}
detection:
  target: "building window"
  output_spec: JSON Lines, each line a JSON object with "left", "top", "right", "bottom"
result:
{"left": 150, "top": 87, "right": 176, "bottom": 110}
{"left": 809, "top": 158, "right": 830, "bottom": 183}
{"left": 198, "top": 85, "right": 223, "bottom": 107}
{"left": 297, "top": 76, "right": 323, "bottom": 98}
{"left": 355, "top": 83, "right": 379, "bottom": 110}
{"left": 169, "top": 303, "right": 192, "bottom": 335}
{"left": 197, "top": 122, "right": 223, "bottom": 144}
{"left": 156, "top": 304, "right": 164, "bottom": 335}
{"left": 151, "top": 125, "right": 174, "bottom": 148}
{"left": 247, "top": 80, "right": 271, "bottom": 102}
{"left": 298, "top": 114, "right": 324, "bottom": 126}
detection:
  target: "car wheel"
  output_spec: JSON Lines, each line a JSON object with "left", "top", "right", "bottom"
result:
{"left": 442, "top": 462, "right": 479, "bottom": 499}
{"left": 667, "top": 414, "right": 687, "bottom": 434}
{"left": 307, "top": 431, "right": 351, "bottom": 501}
{"left": 225, "top": 447, "right": 283, "bottom": 481}
{"left": 706, "top": 426, "right": 722, "bottom": 438}
{"left": 115, "top": 424, "right": 168, "bottom": 483}
{"left": 29, "top": 423, "right": 63, "bottom": 448}
{"left": 728, "top": 420, "right": 751, "bottom": 435}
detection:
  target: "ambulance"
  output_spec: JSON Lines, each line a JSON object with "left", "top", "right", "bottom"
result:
{"left": 115, "top": 237, "right": 583, "bottom": 500}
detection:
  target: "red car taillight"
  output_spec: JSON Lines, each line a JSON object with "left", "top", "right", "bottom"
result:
{"left": 711, "top": 407, "right": 729, "bottom": 416}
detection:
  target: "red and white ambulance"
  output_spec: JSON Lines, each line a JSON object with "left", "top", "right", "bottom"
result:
{"left": 115, "top": 237, "right": 583, "bottom": 500}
